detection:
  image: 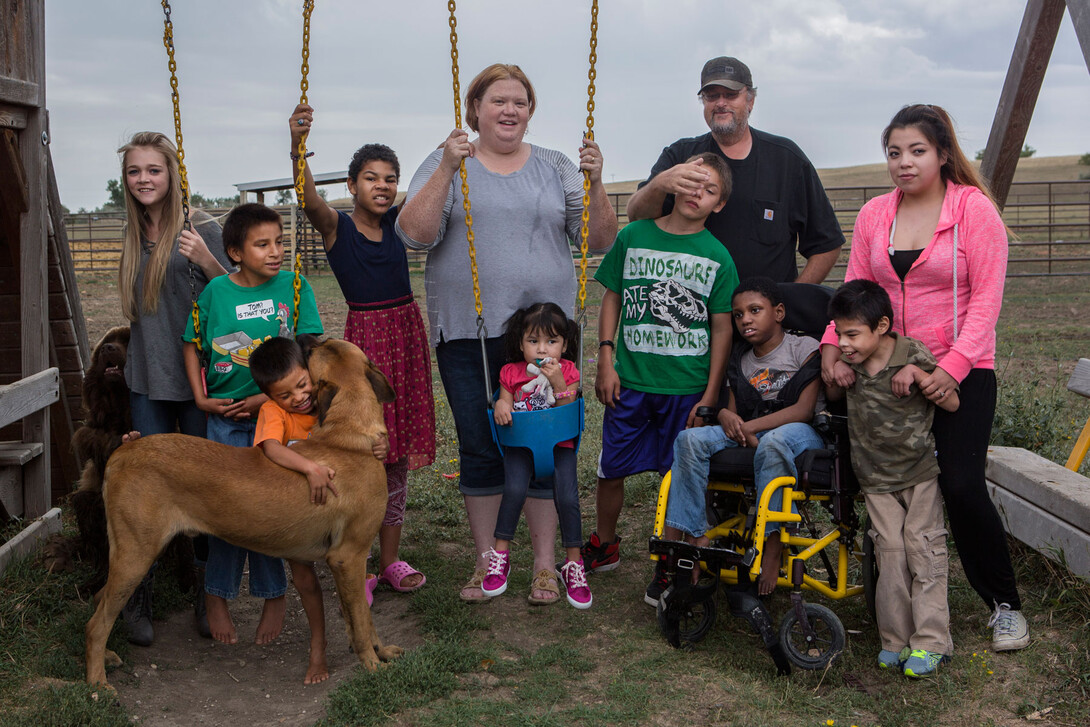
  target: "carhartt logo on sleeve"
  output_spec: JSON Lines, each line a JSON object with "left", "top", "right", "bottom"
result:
{"left": 763, "top": 209, "right": 775, "bottom": 221}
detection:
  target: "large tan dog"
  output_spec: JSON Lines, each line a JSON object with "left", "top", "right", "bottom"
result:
{"left": 85, "top": 338, "right": 402, "bottom": 686}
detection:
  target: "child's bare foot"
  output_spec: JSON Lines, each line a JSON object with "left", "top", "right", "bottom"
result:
{"left": 205, "top": 593, "right": 238, "bottom": 644}
{"left": 686, "top": 535, "right": 711, "bottom": 584}
{"left": 121, "top": 430, "right": 141, "bottom": 443}
{"left": 758, "top": 532, "right": 783, "bottom": 596}
{"left": 255, "top": 595, "right": 286, "bottom": 644}
{"left": 303, "top": 640, "right": 329, "bottom": 685}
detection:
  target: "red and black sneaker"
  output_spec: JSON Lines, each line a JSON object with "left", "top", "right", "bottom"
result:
{"left": 581, "top": 532, "right": 621, "bottom": 573}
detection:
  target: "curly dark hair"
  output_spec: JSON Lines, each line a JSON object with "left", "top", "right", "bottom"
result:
{"left": 348, "top": 143, "right": 400, "bottom": 182}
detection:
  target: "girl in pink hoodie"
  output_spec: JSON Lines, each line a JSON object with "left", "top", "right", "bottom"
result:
{"left": 821, "top": 104, "right": 1029, "bottom": 653}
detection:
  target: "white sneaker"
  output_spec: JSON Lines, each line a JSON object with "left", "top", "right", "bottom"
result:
{"left": 988, "top": 601, "right": 1029, "bottom": 651}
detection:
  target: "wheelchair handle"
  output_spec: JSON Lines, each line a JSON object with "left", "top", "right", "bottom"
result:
{"left": 696, "top": 406, "right": 719, "bottom": 425}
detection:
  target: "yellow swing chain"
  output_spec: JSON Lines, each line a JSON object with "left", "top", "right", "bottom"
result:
{"left": 291, "top": 0, "right": 315, "bottom": 333}
{"left": 447, "top": 1, "right": 482, "bottom": 326}
{"left": 161, "top": 0, "right": 203, "bottom": 352}
{"left": 577, "top": 0, "right": 599, "bottom": 317}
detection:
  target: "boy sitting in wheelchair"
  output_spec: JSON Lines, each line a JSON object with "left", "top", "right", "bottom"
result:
{"left": 647, "top": 276, "right": 825, "bottom": 605}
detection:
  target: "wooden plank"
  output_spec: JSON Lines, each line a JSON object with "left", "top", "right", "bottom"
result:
{"left": 47, "top": 147, "right": 90, "bottom": 368}
{"left": 47, "top": 334, "right": 78, "bottom": 492}
{"left": 20, "top": 1, "right": 49, "bottom": 517}
{"left": 0, "top": 76, "right": 39, "bottom": 107}
{"left": 0, "top": 102, "right": 27, "bottom": 130}
{"left": 0, "top": 508, "right": 61, "bottom": 578}
{"left": 1067, "top": 0, "right": 1090, "bottom": 74}
{"left": 0, "top": 465, "right": 22, "bottom": 518}
{"left": 0, "top": 367, "right": 58, "bottom": 429}
{"left": 0, "top": 129, "right": 29, "bottom": 216}
{"left": 986, "top": 480, "right": 1090, "bottom": 579}
{"left": 986, "top": 445, "right": 1090, "bottom": 531}
{"left": 980, "top": 0, "right": 1066, "bottom": 209}
{"left": 0, "top": 441, "right": 43, "bottom": 465}
{"left": 1067, "top": 358, "right": 1090, "bottom": 398}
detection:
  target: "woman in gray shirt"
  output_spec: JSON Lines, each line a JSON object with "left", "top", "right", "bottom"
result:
{"left": 116, "top": 131, "right": 232, "bottom": 642}
{"left": 396, "top": 63, "right": 616, "bottom": 605}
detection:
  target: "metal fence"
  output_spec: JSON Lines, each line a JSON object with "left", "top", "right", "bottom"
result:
{"left": 65, "top": 180, "right": 1090, "bottom": 278}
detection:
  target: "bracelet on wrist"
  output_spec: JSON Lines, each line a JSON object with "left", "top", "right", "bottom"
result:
{"left": 289, "top": 151, "right": 316, "bottom": 161}
{"left": 598, "top": 340, "right": 615, "bottom": 349}
{"left": 555, "top": 390, "right": 576, "bottom": 399}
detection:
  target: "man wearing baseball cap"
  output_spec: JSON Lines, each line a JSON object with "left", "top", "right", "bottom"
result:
{"left": 626, "top": 56, "right": 843, "bottom": 284}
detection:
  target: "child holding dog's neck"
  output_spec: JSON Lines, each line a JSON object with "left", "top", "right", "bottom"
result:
{"left": 248, "top": 336, "right": 387, "bottom": 684}
{"left": 483, "top": 303, "right": 592, "bottom": 609}
{"left": 183, "top": 203, "right": 324, "bottom": 648}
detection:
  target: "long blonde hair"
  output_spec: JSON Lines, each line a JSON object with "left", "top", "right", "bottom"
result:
{"left": 117, "top": 132, "right": 185, "bottom": 321}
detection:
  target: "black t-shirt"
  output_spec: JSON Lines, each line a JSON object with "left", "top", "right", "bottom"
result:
{"left": 639, "top": 128, "right": 844, "bottom": 283}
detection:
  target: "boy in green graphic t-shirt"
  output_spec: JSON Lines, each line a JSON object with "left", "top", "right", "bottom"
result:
{"left": 583, "top": 153, "right": 740, "bottom": 573}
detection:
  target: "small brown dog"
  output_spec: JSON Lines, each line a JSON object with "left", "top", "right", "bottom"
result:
{"left": 85, "top": 338, "right": 402, "bottom": 686}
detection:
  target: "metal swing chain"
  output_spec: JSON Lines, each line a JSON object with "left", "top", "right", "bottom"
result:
{"left": 291, "top": 0, "right": 315, "bottom": 333}
{"left": 575, "top": 0, "right": 599, "bottom": 388}
{"left": 448, "top": 0, "right": 481, "bottom": 325}
{"left": 577, "top": 0, "right": 598, "bottom": 317}
{"left": 161, "top": 0, "right": 203, "bottom": 352}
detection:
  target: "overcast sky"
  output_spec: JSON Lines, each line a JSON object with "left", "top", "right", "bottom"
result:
{"left": 44, "top": 0, "right": 1090, "bottom": 212}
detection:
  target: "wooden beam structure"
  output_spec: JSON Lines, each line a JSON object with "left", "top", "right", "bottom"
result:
{"left": 980, "top": 0, "right": 1067, "bottom": 209}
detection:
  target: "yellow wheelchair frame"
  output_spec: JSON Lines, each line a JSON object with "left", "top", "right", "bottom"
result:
{"left": 648, "top": 419, "right": 875, "bottom": 674}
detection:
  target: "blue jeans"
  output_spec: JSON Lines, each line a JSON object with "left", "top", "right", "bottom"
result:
{"left": 665, "top": 422, "right": 824, "bottom": 538}
{"left": 435, "top": 336, "right": 552, "bottom": 499}
{"left": 203, "top": 414, "right": 287, "bottom": 600}
{"left": 130, "top": 393, "right": 208, "bottom": 437}
{"left": 130, "top": 393, "right": 209, "bottom": 564}
{"left": 495, "top": 446, "right": 582, "bottom": 548}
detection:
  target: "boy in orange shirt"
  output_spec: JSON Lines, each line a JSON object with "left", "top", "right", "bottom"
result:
{"left": 248, "top": 336, "right": 387, "bottom": 684}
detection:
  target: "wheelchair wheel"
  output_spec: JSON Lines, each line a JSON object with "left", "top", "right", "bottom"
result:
{"left": 657, "top": 589, "right": 717, "bottom": 644}
{"left": 778, "top": 603, "right": 845, "bottom": 670}
{"left": 861, "top": 519, "right": 878, "bottom": 622}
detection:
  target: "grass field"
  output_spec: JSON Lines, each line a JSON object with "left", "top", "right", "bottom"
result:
{"left": 2, "top": 218, "right": 1089, "bottom": 725}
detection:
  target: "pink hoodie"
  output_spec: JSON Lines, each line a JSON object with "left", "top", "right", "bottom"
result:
{"left": 822, "top": 183, "right": 1007, "bottom": 383}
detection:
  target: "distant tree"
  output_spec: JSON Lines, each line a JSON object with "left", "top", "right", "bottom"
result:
{"left": 103, "top": 178, "right": 125, "bottom": 210}
{"left": 188, "top": 191, "right": 239, "bottom": 208}
{"left": 317, "top": 188, "right": 328, "bottom": 201}
{"left": 275, "top": 189, "right": 294, "bottom": 205}
{"left": 975, "top": 144, "right": 1036, "bottom": 161}
{"left": 1079, "top": 152, "right": 1090, "bottom": 166}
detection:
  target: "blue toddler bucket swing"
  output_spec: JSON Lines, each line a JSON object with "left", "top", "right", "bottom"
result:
{"left": 447, "top": 0, "right": 600, "bottom": 481}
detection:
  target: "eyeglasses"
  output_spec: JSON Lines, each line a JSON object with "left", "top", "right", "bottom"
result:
{"left": 699, "top": 88, "right": 743, "bottom": 104}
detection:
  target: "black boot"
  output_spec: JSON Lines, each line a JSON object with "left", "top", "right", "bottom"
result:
{"left": 194, "top": 567, "right": 211, "bottom": 639}
{"left": 122, "top": 572, "right": 154, "bottom": 647}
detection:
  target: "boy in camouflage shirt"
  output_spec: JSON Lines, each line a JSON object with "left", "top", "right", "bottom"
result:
{"left": 825, "top": 280, "right": 960, "bottom": 679}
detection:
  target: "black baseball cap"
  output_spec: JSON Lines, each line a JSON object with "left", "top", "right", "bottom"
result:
{"left": 699, "top": 56, "right": 754, "bottom": 93}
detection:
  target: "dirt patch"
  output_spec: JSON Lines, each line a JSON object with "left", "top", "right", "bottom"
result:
{"left": 111, "top": 566, "right": 422, "bottom": 726}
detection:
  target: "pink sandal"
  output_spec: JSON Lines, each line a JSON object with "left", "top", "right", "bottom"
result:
{"left": 378, "top": 560, "right": 426, "bottom": 592}
{"left": 366, "top": 573, "right": 378, "bottom": 606}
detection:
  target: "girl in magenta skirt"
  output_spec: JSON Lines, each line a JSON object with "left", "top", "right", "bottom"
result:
{"left": 289, "top": 103, "right": 436, "bottom": 592}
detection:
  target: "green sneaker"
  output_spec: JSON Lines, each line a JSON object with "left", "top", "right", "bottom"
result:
{"left": 877, "top": 647, "right": 910, "bottom": 670}
{"left": 903, "top": 649, "right": 949, "bottom": 678}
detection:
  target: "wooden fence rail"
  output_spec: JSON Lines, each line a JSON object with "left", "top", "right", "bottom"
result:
{"left": 65, "top": 180, "right": 1090, "bottom": 278}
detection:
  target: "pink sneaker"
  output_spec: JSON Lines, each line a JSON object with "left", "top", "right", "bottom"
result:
{"left": 481, "top": 549, "right": 510, "bottom": 597}
{"left": 559, "top": 559, "right": 593, "bottom": 609}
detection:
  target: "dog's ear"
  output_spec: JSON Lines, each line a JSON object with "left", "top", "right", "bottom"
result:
{"left": 315, "top": 381, "right": 339, "bottom": 426}
{"left": 365, "top": 364, "right": 396, "bottom": 404}
{"left": 296, "top": 333, "right": 322, "bottom": 361}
